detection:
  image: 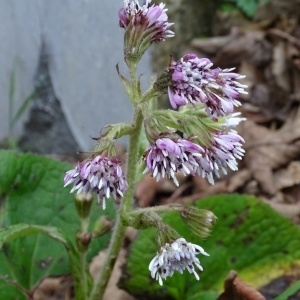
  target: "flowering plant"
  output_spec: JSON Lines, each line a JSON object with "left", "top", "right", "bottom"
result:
{"left": 0, "top": 2, "right": 299, "bottom": 300}
{"left": 62, "top": 0, "right": 247, "bottom": 298}
{"left": 0, "top": 0, "right": 246, "bottom": 300}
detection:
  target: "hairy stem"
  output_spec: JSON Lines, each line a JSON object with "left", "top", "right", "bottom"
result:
{"left": 80, "top": 217, "right": 89, "bottom": 300}
{"left": 89, "top": 108, "right": 143, "bottom": 300}
{"left": 80, "top": 252, "right": 88, "bottom": 300}
{"left": 130, "top": 203, "right": 183, "bottom": 217}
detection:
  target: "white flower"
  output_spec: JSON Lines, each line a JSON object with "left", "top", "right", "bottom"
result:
{"left": 148, "top": 238, "right": 209, "bottom": 285}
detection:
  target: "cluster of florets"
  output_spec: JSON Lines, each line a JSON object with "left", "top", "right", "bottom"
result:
{"left": 142, "top": 115, "right": 245, "bottom": 185}
{"left": 119, "top": 0, "right": 174, "bottom": 42}
{"left": 64, "top": 155, "right": 128, "bottom": 209}
{"left": 149, "top": 238, "right": 209, "bottom": 285}
{"left": 141, "top": 50, "right": 247, "bottom": 186}
{"left": 143, "top": 137, "right": 204, "bottom": 186}
{"left": 119, "top": 0, "right": 174, "bottom": 58}
{"left": 167, "top": 54, "right": 247, "bottom": 119}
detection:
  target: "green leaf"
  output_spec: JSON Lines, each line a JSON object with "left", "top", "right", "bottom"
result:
{"left": 121, "top": 194, "right": 300, "bottom": 299}
{"left": 0, "top": 224, "right": 68, "bottom": 248}
{"left": 0, "top": 224, "right": 72, "bottom": 299}
{"left": 0, "top": 150, "right": 115, "bottom": 297}
{"left": 236, "top": 0, "right": 258, "bottom": 17}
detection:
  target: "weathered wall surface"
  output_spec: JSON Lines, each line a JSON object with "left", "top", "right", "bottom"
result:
{"left": 0, "top": 0, "right": 150, "bottom": 153}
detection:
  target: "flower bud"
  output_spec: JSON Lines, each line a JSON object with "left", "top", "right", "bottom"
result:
{"left": 119, "top": 0, "right": 174, "bottom": 62}
{"left": 73, "top": 193, "right": 93, "bottom": 219}
{"left": 180, "top": 206, "right": 217, "bottom": 238}
{"left": 156, "top": 222, "right": 180, "bottom": 248}
{"left": 76, "top": 231, "right": 93, "bottom": 252}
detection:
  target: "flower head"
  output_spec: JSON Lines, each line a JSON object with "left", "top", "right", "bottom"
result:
{"left": 168, "top": 54, "right": 247, "bottom": 118}
{"left": 187, "top": 128, "right": 245, "bottom": 185}
{"left": 119, "top": 0, "right": 174, "bottom": 60}
{"left": 198, "top": 130, "right": 245, "bottom": 184}
{"left": 142, "top": 126, "right": 245, "bottom": 186}
{"left": 149, "top": 238, "right": 209, "bottom": 285}
{"left": 142, "top": 137, "right": 204, "bottom": 186}
{"left": 64, "top": 155, "right": 128, "bottom": 209}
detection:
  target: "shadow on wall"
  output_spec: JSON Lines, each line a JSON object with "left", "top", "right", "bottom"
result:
{"left": 19, "top": 44, "right": 80, "bottom": 156}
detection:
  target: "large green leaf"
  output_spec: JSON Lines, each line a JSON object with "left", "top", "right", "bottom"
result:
{"left": 0, "top": 224, "right": 68, "bottom": 248}
{"left": 121, "top": 194, "right": 300, "bottom": 299}
{"left": 0, "top": 224, "right": 72, "bottom": 299}
{"left": 0, "top": 150, "right": 115, "bottom": 297}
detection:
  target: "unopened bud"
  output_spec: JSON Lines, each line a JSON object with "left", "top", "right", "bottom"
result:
{"left": 76, "top": 231, "right": 92, "bottom": 252}
{"left": 74, "top": 193, "right": 93, "bottom": 219}
{"left": 180, "top": 206, "right": 217, "bottom": 238}
{"left": 156, "top": 222, "right": 180, "bottom": 248}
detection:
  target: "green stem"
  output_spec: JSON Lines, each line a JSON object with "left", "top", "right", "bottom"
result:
{"left": 89, "top": 108, "right": 143, "bottom": 300}
{"left": 80, "top": 217, "right": 89, "bottom": 300}
{"left": 141, "top": 87, "right": 158, "bottom": 104}
{"left": 80, "top": 252, "right": 88, "bottom": 299}
{"left": 128, "top": 62, "right": 139, "bottom": 105}
{"left": 131, "top": 203, "right": 183, "bottom": 216}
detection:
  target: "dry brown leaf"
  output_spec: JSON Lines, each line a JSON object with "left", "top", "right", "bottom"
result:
{"left": 214, "top": 29, "right": 272, "bottom": 68}
{"left": 262, "top": 199, "right": 300, "bottom": 223}
{"left": 217, "top": 270, "right": 266, "bottom": 300}
{"left": 190, "top": 35, "right": 233, "bottom": 55}
{"left": 135, "top": 173, "right": 186, "bottom": 207}
{"left": 271, "top": 41, "right": 290, "bottom": 92}
{"left": 227, "top": 169, "right": 252, "bottom": 192}
{"left": 33, "top": 276, "right": 73, "bottom": 300}
{"left": 135, "top": 175, "right": 158, "bottom": 207}
{"left": 89, "top": 249, "right": 135, "bottom": 300}
{"left": 239, "top": 112, "right": 300, "bottom": 195}
{"left": 274, "top": 161, "right": 300, "bottom": 190}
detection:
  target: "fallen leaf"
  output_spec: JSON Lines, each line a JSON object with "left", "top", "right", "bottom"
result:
{"left": 33, "top": 276, "right": 73, "bottom": 300}
{"left": 89, "top": 249, "right": 136, "bottom": 300}
{"left": 190, "top": 35, "right": 233, "bottom": 55}
{"left": 274, "top": 161, "right": 300, "bottom": 190}
{"left": 217, "top": 270, "right": 266, "bottom": 300}
{"left": 262, "top": 199, "right": 300, "bottom": 223}
{"left": 135, "top": 175, "right": 158, "bottom": 207}
{"left": 239, "top": 111, "right": 300, "bottom": 195}
{"left": 214, "top": 29, "right": 273, "bottom": 68}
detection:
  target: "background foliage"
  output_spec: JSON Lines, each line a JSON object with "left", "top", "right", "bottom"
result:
{"left": 0, "top": 150, "right": 115, "bottom": 298}
{"left": 121, "top": 194, "right": 300, "bottom": 300}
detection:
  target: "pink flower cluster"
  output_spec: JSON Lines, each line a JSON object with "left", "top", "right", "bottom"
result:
{"left": 142, "top": 53, "right": 247, "bottom": 185}
{"left": 168, "top": 54, "right": 247, "bottom": 118}
{"left": 143, "top": 137, "right": 205, "bottom": 186}
{"left": 119, "top": 0, "right": 174, "bottom": 43}
{"left": 64, "top": 155, "right": 128, "bottom": 209}
{"left": 143, "top": 128, "right": 244, "bottom": 186}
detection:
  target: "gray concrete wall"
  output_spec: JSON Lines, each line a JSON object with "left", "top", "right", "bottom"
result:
{"left": 0, "top": 0, "right": 150, "bottom": 152}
